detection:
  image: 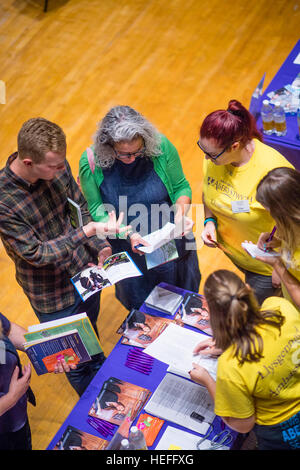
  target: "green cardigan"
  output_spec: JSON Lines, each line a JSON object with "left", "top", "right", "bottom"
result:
{"left": 79, "top": 134, "right": 192, "bottom": 226}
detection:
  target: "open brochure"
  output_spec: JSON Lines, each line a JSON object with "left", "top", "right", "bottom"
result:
{"left": 71, "top": 251, "right": 142, "bottom": 301}
{"left": 175, "top": 293, "right": 212, "bottom": 335}
{"left": 116, "top": 308, "right": 184, "bottom": 348}
{"left": 24, "top": 313, "right": 102, "bottom": 375}
{"left": 88, "top": 377, "right": 151, "bottom": 426}
{"left": 144, "top": 373, "right": 215, "bottom": 435}
{"left": 242, "top": 242, "right": 280, "bottom": 259}
{"left": 144, "top": 323, "right": 218, "bottom": 380}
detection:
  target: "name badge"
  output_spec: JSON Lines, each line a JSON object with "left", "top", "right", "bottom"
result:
{"left": 231, "top": 200, "right": 250, "bottom": 213}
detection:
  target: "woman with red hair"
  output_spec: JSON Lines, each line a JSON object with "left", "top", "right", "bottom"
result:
{"left": 199, "top": 99, "right": 293, "bottom": 304}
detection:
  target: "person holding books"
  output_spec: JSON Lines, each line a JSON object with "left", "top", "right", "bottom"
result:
{"left": 200, "top": 99, "right": 293, "bottom": 304}
{"left": 189, "top": 269, "right": 300, "bottom": 450}
{"left": 0, "top": 118, "right": 130, "bottom": 396}
{"left": 0, "top": 313, "right": 76, "bottom": 450}
{"left": 253, "top": 167, "right": 300, "bottom": 311}
{"left": 79, "top": 105, "right": 201, "bottom": 310}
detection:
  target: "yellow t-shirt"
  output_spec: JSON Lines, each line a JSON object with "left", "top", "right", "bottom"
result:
{"left": 282, "top": 247, "right": 300, "bottom": 311}
{"left": 202, "top": 139, "right": 294, "bottom": 275}
{"left": 214, "top": 297, "right": 300, "bottom": 425}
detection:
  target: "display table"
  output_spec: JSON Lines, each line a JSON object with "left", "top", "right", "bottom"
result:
{"left": 256, "top": 40, "right": 300, "bottom": 169}
{"left": 47, "top": 283, "right": 243, "bottom": 451}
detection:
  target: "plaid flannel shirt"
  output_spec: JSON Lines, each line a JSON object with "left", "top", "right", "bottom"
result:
{"left": 0, "top": 153, "right": 111, "bottom": 314}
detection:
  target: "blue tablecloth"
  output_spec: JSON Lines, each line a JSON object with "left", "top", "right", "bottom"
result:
{"left": 256, "top": 40, "right": 300, "bottom": 168}
{"left": 46, "top": 282, "right": 239, "bottom": 451}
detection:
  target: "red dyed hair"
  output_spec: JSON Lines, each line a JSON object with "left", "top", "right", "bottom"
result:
{"left": 200, "top": 99, "right": 263, "bottom": 148}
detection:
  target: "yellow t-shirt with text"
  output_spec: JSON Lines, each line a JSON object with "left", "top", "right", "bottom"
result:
{"left": 214, "top": 297, "right": 300, "bottom": 425}
{"left": 202, "top": 139, "right": 294, "bottom": 275}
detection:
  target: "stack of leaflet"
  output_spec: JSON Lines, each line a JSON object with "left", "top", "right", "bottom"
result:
{"left": 144, "top": 285, "right": 183, "bottom": 315}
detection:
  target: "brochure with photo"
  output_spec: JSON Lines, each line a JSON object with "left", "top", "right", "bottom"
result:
{"left": 71, "top": 251, "right": 142, "bottom": 301}
{"left": 53, "top": 425, "right": 108, "bottom": 450}
{"left": 116, "top": 308, "right": 183, "bottom": 348}
{"left": 88, "top": 377, "right": 151, "bottom": 426}
{"left": 175, "top": 293, "right": 212, "bottom": 335}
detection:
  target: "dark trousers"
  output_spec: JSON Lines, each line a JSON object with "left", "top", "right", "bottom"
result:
{"left": 0, "top": 419, "right": 32, "bottom": 450}
{"left": 239, "top": 269, "right": 277, "bottom": 305}
{"left": 32, "top": 291, "right": 106, "bottom": 396}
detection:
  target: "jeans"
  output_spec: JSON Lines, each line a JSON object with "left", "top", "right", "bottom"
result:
{"left": 254, "top": 409, "right": 300, "bottom": 450}
{"left": 240, "top": 269, "right": 277, "bottom": 305}
{"left": 0, "top": 419, "right": 32, "bottom": 450}
{"left": 32, "top": 291, "right": 106, "bottom": 396}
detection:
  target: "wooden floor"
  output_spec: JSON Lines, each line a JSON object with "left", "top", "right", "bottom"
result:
{"left": 0, "top": 0, "right": 299, "bottom": 449}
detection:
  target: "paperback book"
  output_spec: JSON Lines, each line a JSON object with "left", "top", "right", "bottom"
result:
{"left": 24, "top": 313, "right": 102, "bottom": 375}
{"left": 175, "top": 293, "right": 212, "bottom": 335}
{"left": 53, "top": 425, "right": 108, "bottom": 450}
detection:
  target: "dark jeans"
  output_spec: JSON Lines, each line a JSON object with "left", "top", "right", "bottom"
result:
{"left": 32, "top": 291, "right": 106, "bottom": 396}
{"left": 240, "top": 269, "right": 277, "bottom": 305}
{"left": 0, "top": 419, "right": 32, "bottom": 450}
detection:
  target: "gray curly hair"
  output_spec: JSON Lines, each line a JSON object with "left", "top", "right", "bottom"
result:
{"left": 93, "top": 105, "right": 162, "bottom": 168}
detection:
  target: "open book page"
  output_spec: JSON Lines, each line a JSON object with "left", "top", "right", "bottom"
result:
{"left": 144, "top": 323, "right": 218, "bottom": 379}
{"left": 71, "top": 252, "right": 141, "bottom": 301}
{"left": 144, "top": 373, "right": 215, "bottom": 434}
{"left": 242, "top": 242, "right": 280, "bottom": 259}
{"left": 155, "top": 426, "right": 229, "bottom": 450}
{"left": 102, "top": 251, "right": 142, "bottom": 284}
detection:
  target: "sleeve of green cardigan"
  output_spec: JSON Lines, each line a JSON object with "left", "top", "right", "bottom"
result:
{"left": 160, "top": 136, "right": 192, "bottom": 202}
{"left": 79, "top": 150, "right": 109, "bottom": 223}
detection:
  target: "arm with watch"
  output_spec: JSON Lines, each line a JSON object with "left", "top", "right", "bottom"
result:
{"left": 201, "top": 195, "right": 218, "bottom": 247}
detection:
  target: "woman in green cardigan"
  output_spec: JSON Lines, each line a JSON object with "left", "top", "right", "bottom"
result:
{"left": 79, "top": 105, "right": 201, "bottom": 310}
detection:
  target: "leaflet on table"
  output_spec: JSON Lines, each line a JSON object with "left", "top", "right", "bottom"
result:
{"left": 71, "top": 251, "right": 142, "bottom": 301}
{"left": 174, "top": 292, "right": 212, "bottom": 335}
{"left": 88, "top": 377, "right": 151, "bottom": 426}
{"left": 242, "top": 242, "right": 280, "bottom": 259}
{"left": 116, "top": 308, "right": 184, "bottom": 348}
{"left": 266, "top": 80, "right": 300, "bottom": 114}
{"left": 24, "top": 313, "right": 103, "bottom": 357}
{"left": 144, "top": 373, "right": 215, "bottom": 435}
{"left": 145, "top": 240, "right": 179, "bottom": 270}
{"left": 143, "top": 323, "right": 218, "bottom": 380}
{"left": 155, "top": 426, "right": 230, "bottom": 450}
{"left": 24, "top": 329, "right": 91, "bottom": 375}
{"left": 144, "top": 285, "right": 184, "bottom": 315}
{"left": 53, "top": 425, "right": 108, "bottom": 450}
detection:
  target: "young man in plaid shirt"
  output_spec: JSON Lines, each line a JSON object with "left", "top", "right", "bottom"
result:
{"left": 0, "top": 118, "right": 128, "bottom": 396}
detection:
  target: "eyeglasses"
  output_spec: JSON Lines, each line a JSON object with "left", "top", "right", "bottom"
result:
{"left": 113, "top": 146, "right": 146, "bottom": 161}
{"left": 197, "top": 140, "right": 228, "bottom": 160}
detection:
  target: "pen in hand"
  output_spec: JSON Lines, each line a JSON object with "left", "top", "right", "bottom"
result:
{"left": 264, "top": 226, "right": 277, "bottom": 252}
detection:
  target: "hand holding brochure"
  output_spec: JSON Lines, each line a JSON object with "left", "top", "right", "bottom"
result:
{"left": 137, "top": 223, "right": 177, "bottom": 254}
{"left": 71, "top": 251, "right": 142, "bottom": 301}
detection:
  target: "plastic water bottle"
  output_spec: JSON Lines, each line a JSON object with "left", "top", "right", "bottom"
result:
{"left": 119, "top": 438, "right": 134, "bottom": 450}
{"left": 273, "top": 101, "right": 287, "bottom": 136}
{"left": 261, "top": 99, "right": 274, "bottom": 135}
{"left": 128, "top": 426, "right": 148, "bottom": 450}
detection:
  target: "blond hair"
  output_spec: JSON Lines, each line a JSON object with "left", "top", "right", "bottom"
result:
{"left": 204, "top": 270, "right": 284, "bottom": 364}
{"left": 17, "top": 117, "right": 66, "bottom": 163}
{"left": 256, "top": 167, "right": 300, "bottom": 269}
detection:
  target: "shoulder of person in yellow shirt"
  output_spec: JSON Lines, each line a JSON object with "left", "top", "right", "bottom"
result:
{"left": 215, "top": 296, "right": 300, "bottom": 425}
{"left": 203, "top": 138, "right": 294, "bottom": 176}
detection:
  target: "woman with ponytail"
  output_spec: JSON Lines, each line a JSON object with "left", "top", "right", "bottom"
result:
{"left": 199, "top": 100, "right": 293, "bottom": 304}
{"left": 190, "top": 269, "right": 300, "bottom": 450}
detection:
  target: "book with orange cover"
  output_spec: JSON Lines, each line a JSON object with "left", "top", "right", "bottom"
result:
{"left": 42, "top": 347, "right": 81, "bottom": 373}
